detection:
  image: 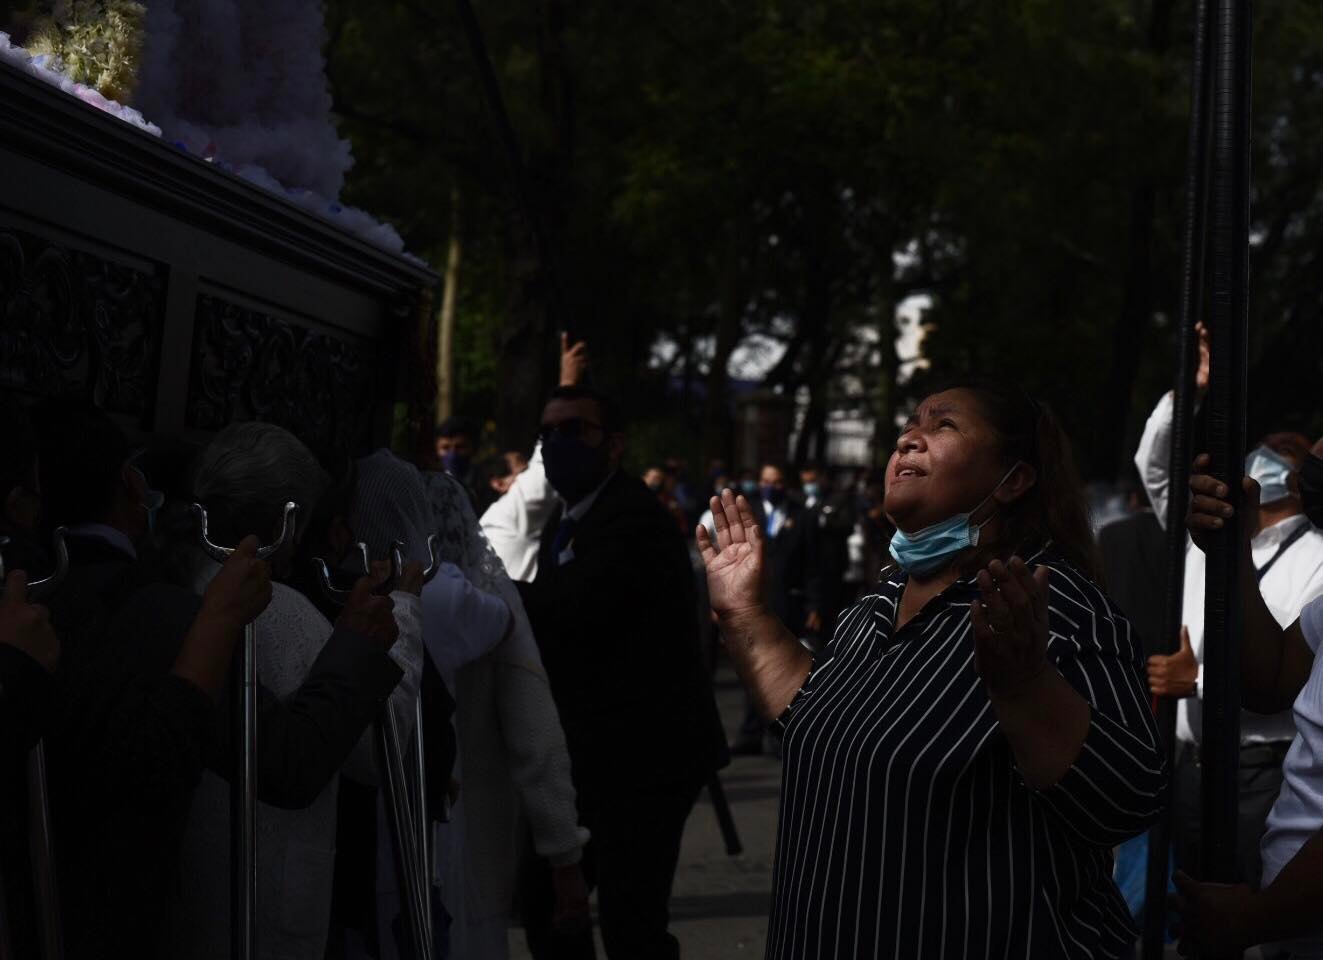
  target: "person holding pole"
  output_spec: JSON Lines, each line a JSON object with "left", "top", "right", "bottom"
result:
{"left": 700, "top": 380, "right": 1166, "bottom": 958}
{"left": 1138, "top": 326, "right": 1323, "bottom": 890}
{"left": 1173, "top": 453, "right": 1323, "bottom": 958}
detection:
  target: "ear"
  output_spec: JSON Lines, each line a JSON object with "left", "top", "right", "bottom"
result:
{"left": 992, "top": 462, "right": 1037, "bottom": 506}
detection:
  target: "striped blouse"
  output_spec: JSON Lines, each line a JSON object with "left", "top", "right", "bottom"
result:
{"left": 767, "top": 548, "right": 1166, "bottom": 959}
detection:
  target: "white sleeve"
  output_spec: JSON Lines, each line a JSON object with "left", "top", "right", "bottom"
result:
{"left": 492, "top": 592, "right": 589, "bottom": 865}
{"left": 1134, "top": 391, "right": 1175, "bottom": 529}
{"left": 1300, "top": 595, "right": 1323, "bottom": 654}
{"left": 421, "top": 562, "right": 511, "bottom": 688}
{"left": 507, "top": 443, "right": 558, "bottom": 541}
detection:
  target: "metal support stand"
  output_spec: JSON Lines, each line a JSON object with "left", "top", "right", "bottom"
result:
{"left": 1142, "top": 2, "right": 1212, "bottom": 954}
{"left": 311, "top": 535, "right": 442, "bottom": 960}
{"left": 1200, "top": 0, "right": 1253, "bottom": 887}
{"left": 194, "top": 502, "right": 298, "bottom": 960}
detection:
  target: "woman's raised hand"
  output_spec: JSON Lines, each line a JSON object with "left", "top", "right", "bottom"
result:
{"left": 696, "top": 490, "right": 767, "bottom": 622}
{"left": 970, "top": 557, "right": 1051, "bottom": 696}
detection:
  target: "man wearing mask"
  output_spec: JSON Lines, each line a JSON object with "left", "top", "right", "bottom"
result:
{"left": 1137, "top": 366, "right": 1323, "bottom": 888}
{"left": 727, "top": 463, "right": 822, "bottom": 756}
{"left": 515, "top": 370, "right": 727, "bottom": 960}
{"left": 434, "top": 415, "right": 482, "bottom": 507}
{"left": 798, "top": 462, "right": 854, "bottom": 642}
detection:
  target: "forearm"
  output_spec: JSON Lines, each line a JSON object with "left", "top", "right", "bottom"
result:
{"left": 1252, "top": 828, "right": 1323, "bottom": 943}
{"left": 1135, "top": 390, "right": 1175, "bottom": 525}
{"left": 718, "top": 608, "right": 812, "bottom": 721}
{"left": 170, "top": 614, "right": 239, "bottom": 698}
{"left": 988, "top": 666, "right": 1091, "bottom": 790}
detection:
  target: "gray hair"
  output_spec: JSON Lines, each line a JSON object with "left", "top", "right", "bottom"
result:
{"left": 191, "top": 421, "right": 328, "bottom": 548}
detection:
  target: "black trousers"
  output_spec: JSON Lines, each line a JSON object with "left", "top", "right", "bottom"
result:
{"left": 520, "top": 775, "right": 704, "bottom": 960}
{"left": 1172, "top": 740, "right": 1290, "bottom": 888}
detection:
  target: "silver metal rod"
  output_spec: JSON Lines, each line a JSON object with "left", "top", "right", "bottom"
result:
{"left": 413, "top": 695, "right": 432, "bottom": 946}
{"left": 192, "top": 500, "right": 297, "bottom": 960}
{"left": 234, "top": 623, "right": 258, "bottom": 960}
{"left": 26, "top": 741, "right": 62, "bottom": 960}
{"left": 379, "top": 715, "right": 428, "bottom": 959}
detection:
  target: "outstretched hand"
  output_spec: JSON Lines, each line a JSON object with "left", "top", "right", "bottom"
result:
{"left": 970, "top": 557, "right": 1051, "bottom": 697}
{"left": 696, "top": 490, "right": 767, "bottom": 623}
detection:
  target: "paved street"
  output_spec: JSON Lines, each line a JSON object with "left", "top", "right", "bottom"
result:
{"left": 510, "top": 665, "right": 779, "bottom": 959}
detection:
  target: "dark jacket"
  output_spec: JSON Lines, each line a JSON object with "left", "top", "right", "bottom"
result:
{"left": 517, "top": 472, "right": 727, "bottom": 789}
{"left": 45, "top": 533, "right": 402, "bottom": 959}
{"left": 762, "top": 496, "right": 823, "bottom": 634}
{"left": 1098, "top": 510, "right": 1166, "bottom": 659}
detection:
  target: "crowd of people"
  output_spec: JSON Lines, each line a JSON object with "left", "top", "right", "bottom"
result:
{"left": 4, "top": 322, "right": 1323, "bottom": 960}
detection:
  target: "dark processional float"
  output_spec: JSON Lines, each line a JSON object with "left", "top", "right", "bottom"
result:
{"left": 0, "top": 5, "right": 438, "bottom": 959}
{"left": 0, "top": 8, "right": 438, "bottom": 457}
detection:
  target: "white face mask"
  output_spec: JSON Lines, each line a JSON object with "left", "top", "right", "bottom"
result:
{"left": 1246, "top": 445, "right": 1295, "bottom": 505}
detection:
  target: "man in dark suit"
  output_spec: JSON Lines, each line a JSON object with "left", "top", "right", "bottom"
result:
{"left": 798, "top": 462, "right": 854, "bottom": 643}
{"left": 729, "top": 462, "right": 823, "bottom": 755}
{"left": 757, "top": 463, "right": 823, "bottom": 636}
{"left": 516, "top": 383, "right": 728, "bottom": 960}
{"left": 1097, "top": 479, "right": 1166, "bottom": 659}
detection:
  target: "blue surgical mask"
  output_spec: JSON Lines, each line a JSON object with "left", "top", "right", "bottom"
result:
{"left": 740, "top": 480, "right": 759, "bottom": 496}
{"left": 441, "top": 451, "right": 471, "bottom": 478}
{"left": 888, "top": 464, "right": 1019, "bottom": 577}
{"left": 1246, "top": 445, "right": 1295, "bottom": 505}
{"left": 803, "top": 482, "right": 822, "bottom": 500}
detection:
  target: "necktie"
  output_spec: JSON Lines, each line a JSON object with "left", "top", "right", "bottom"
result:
{"left": 551, "top": 515, "right": 577, "bottom": 561}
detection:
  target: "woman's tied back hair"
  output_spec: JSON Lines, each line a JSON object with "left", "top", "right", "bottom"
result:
{"left": 936, "top": 377, "right": 1101, "bottom": 581}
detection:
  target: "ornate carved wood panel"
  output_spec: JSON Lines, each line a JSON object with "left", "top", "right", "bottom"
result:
{"left": 0, "top": 226, "right": 165, "bottom": 422}
{"left": 186, "top": 293, "right": 380, "bottom": 454}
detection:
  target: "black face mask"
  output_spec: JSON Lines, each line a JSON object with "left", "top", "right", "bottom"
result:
{"left": 1300, "top": 453, "right": 1323, "bottom": 528}
{"left": 543, "top": 434, "right": 611, "bottom": 505}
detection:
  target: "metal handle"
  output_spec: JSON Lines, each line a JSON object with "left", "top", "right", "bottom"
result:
{"left": 0, "top": 529, "right": 69, "bottom": 601}
{"left": 421, "top": 535, "right": 442, "bottom": 584}
{"left": 193, "top": 501, "right": 298, "bottom": 562}
{"left": 27, "top": 529, "right": 69, "bottom": 604}
{"left": 310, "top": 543, "right": 370, "bottom": 607}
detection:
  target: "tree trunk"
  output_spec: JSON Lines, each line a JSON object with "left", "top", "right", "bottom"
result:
{"left": 435, "top": 188, "right": 462, "bottom": 424}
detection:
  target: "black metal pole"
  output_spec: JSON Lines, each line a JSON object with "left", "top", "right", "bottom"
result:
{"left": 1142, "top": 1, "right": 1213, "bottom": 954}
{"left": 1200, "top": 0, "right": 1252, "bottom": 885}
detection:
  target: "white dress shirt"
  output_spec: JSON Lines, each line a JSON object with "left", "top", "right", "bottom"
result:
{"left": 1260, "top": 596, "right": 1323, "bottom": 958}
{"left": 1136, "top": 391, "right": 1323, "bottom": 744}
{"left": 478, "top": 442, "right": 558, "bottom": 582}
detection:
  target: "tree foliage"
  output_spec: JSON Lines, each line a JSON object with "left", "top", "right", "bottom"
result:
{"left": 325, "top": 0, "right": 1323, "bottom": 477}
